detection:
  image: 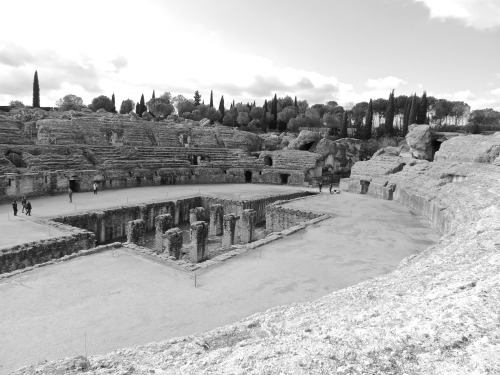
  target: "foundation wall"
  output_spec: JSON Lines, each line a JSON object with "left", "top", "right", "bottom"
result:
{"left": 0, "top": 226, "right": 95, "bottom": 274}
{"left": 266, "top": 204, "right": 322, "bottom": 232}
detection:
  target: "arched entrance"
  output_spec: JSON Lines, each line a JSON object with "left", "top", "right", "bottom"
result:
{"left": 263, "top": 156, "right": 273, "bottom": 166}
{"left": 69, "top": 176, "right": 80, "bottom": 192}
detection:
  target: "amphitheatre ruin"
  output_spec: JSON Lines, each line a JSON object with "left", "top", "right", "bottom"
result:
{"left": 0, "top": 107, "right": 499, "bottom": 374}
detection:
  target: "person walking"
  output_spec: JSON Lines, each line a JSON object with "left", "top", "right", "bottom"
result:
{"left": 329, "top": 182, "right": 333, "bottom": 194}
{"left": 93, "top": 182, "right": 98, "bottom": 195}
{"left": 68, "top": 187, "right": 73, "bottom": 203}
{"left": 25, "top": 200, "right": 32, "bottom": 216}
{"left": 318, "top": 181, "right": 322, "bottom": 193}
{"left": 21, "top": 196, "right": 26, "bottom": 213}
{"left": 12, "top": 200, "right": 18, "bottom": 216}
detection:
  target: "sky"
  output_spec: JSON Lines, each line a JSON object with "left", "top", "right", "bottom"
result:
{"left": 1, "top": 0, "right": 500, "bottom": 110}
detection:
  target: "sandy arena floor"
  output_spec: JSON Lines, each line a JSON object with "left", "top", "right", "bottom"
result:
{"left": 0, "top": 185, "right": 440, "bottom": 374}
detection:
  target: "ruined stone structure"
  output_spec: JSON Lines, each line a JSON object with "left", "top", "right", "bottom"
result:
{"left": 126, "top": 219, "right": 145, "bottom": 245}
{"left": 222, "top": 214, "right": 238, "bottom": 250}
{"left": 189, "top": 207, "right": 205, "bottom": 224}
{"left": 240, "top": 209, "right": 257, "bottom": 244}
{"left": 189, "top": 221, "right": 208, "bottom": 263}
{"left": 162, "top": 228, "right": 183, "bottom": 259}
{"left": 209, "top": 204, "right": 224, "bottom": 236}
{"left": 154, "top": 214, "right": 173, "bottom": 252}
{"left": 0, "top": 110, "right": 327, "bottom": 202}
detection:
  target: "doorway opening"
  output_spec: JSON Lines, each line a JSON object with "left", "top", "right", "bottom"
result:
{"left": 244, "top": 171, "right": 252, "bottom": 183}
{"left": 280, "top": 173, "right": 290, "bottom": 184}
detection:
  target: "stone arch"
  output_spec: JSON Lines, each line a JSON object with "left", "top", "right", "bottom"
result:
{"left": 263, "top": 155, "right": 273, "bottom": 166}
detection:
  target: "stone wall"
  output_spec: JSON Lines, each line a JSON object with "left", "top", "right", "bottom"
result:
{"left": 0, "top": 224, "right": 95, "bottom": 274}
{"left": 266, "top": 201, "right": 323, "bottom": 232}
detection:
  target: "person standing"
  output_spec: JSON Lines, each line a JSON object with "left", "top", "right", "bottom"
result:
{"left": 21, "top": 196, "right": 26, "bottom": 213}
{"left": 318, "top": 181, "right": 322, "bottom": 193}
{"left": 25, "top": 200, "right": 32, "bottom": 216}
{"left": 329, "top": 182, "right": 333, "bottom": 194}
{"left": 12, "top": 200, "right": 18, "bottom": 216}
{"left": 93, "top": 182, "right": 98, "bottom": 195}
{"left": 68, "top": 187, "right": 73, "bottom": 203}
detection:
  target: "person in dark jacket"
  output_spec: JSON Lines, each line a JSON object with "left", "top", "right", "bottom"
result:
{"left": 12, "top": 200, "right": 18, "bottom": 216}
{"left": 25, "top": 200, "right": 32, "bottom": 216}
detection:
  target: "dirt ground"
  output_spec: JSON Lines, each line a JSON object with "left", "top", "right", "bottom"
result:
{"left": 0, "top": 186, "right": 440, "bottom": 374}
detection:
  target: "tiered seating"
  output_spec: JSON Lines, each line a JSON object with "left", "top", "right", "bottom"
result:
{"left": 26, "top": 153, "right": 94, "bottom": 171}
{"left": 0, "top": 120, "right": 33, "bottom": 145}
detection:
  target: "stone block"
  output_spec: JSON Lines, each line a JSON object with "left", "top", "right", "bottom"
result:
{"left": 126, "top": 219, "right": 145, "bottom": 245}
{"left": 209, "top": 204, "right": 224, "bottom": 236}
{"left": 222, "top": 214, "right": 238, "bottom": 250}
{"left": 155, "top": 214, "right": 173, "bottom": 252}
{"left": 189, "top": 207, "right": 205, "bottom": 224}
{"left": 189, "top": 221, "right": 208, "bottom": 263}
{"left": 241, "top": 209, "right": 257, "bottom": 243}
{"left": 163, "top": 228, "right": 183, "bottom": 259}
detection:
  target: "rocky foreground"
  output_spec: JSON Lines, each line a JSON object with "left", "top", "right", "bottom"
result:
{"left": 12, "top": 136, "right": 500, "bottom": 375}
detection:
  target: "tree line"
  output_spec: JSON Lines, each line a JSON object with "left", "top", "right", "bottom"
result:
{"left": 6, "top": 71, "right": 500, "bottom": 138}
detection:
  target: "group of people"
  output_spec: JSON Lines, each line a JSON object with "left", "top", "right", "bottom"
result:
{"left": 12, "top": 196, "right": 32, "bottom": 216}
{"left": 318, "top": 181, "right": 341, "bottom": 195}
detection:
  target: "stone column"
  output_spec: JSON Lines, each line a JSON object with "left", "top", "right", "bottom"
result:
{"left": 155, "top": 214, "right": 173, "bottom": 252}
{"left": 209, "top": 204, "right": 223, "bottom": 236}
{"left": 163, "top": 228, "right": 183, "bottom": 259}
{"left": 189, "top": 221, "right": 208, "bottom": 263}
{"left": 174, "top": 201, "right": 181, "bottom": 225}
{"left": 240, "top": 209, "right": 257, "bottom": 244}
{"left": 222, "top": 214, "right": 238, "bottom": 250}
{"left": 126, "top": 219, "right": 145, "bottom": 245}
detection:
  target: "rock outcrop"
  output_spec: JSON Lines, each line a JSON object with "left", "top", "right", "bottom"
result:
{"left": 434, "top": 132, "right": 500, "bottom": 163}
{"left": 405, "top": 124, "right": 432, "bottom": 159}
{"left": 310, "top": 137, "right": 362, "bottom": 174}
{"left": 286, "top": 130, "right": 321, "bottom": 150}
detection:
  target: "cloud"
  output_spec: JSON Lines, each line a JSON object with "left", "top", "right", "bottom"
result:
{"left": 414, "top": 0, "right": 500, "bottom": 30}
{"left": 366, "top": 76, "right": 407, "bottom": 90}
{"left": 0, "top": 43, "right": 35, "bottom": 67}
{"left": 111, "top": 56, "right": 128, "bottom": 72}
{"left": 491, "top": 87, "right": 500, "bottom": 95}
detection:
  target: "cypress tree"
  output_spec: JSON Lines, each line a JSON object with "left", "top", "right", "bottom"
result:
{"left": 340, "top": 111, "right": 349, "bottom": 138}
{"left": 232, "top": 100, "right": 235, "bottom": 108}
{"left": 409, "top": 94, "right": 419, "bottom": 125}
{"left": 136, "top": 103, "right": 140, "bottom": 115}
{"left": 385, "top": 90, "right": 395, "bottom": 136}
{"left": 111, "top": 93, "right": 116, "bottom": 113}
{"left": 294, "top": 96, "right": 298, "bottom": 107}
{"left": 209, "top": 90, "right": 213, "bottom": 108}
{"left": 219, "top": 95, "right": 225, "bottom": 118}
{"left": 253, "top": 100, "right": 256, "bottom": 107}
{"left": 139, "top": 94, "right": 146, "bottom": 116}
{"left": 403, "top": 98, "right": 411, "bottom": 136}
{"left": 261, "top": 103, "right": 268, "bottom": 133}
{"left": 264, "top": 99, "right": 268, "bottom": 113}
{"left": 152, "top": 90, "right": 155, "bottom": 99}
{"left": 32, "top": 70, "right": 40, "bottom": 108}
{"left": 417, "top": 91, "right": 428, "bottom": 124}
{"left": 194, "top": 90, "right": 201, "bottom": 106}
{"left": 270, "top": 94, "right": 278, "bottom": 130}
{"left": 365, "top": 99, "right": 373, "bottom": 140}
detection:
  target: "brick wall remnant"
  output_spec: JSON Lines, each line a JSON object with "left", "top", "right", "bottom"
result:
{"left": 189, "top": 207, "right": 205, "bottom": 224}
{"left": 163, "top": 228, "right": 183, "bottom": 259}
{"left": 222, "top": 214, "right": 238, "bottom": 250}
{"left": 241, "top": 209, "right": 257, "bottom": 244}
{"left": 190, "top": 221, "right": 208, "bottom": 263}
{"left": 155, "top": 214, "right": 173, "bottom": 252}
{"left": 126, "top": 219, "right": 145, "bottom": 245}
{"left": 209, "top": 204, "right": 224, "bottom": 236}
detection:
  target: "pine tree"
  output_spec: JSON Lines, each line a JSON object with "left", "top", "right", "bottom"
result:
{"left": 409, "top": 94, "right": 419, "bottom": 125}
{"left": 403, "top": 98, "right": 411, "bottom": 136}
{"left": 32, "top": 70, "right": 40, "bottom": 108}
{"left": 385, "top": 90, "right": 395, "bottom": 136}
{"left": 294, "top": 96, "right": 298, "bottom": 107}
{"left": 365, "top": 99, "right": 373, "bottom": 140}
{"left": 417, "top": 91, "right": 428, "bottom": 124}
{"left": 340, "top": 111, "right": 348, "bottom": 138}
{"left": 111, "top": 93, "right": 116, "bottom": 113}
{"left": 209, "top": 90, "right": 213, "bottom": 108}
{"left": 219, "top": 95, "right": 225, "bottom": 118}
{"left": 194, "top": 90, "right": 201, "bottom": 106}
{"left": 139, "top": 94, "right": 146, "bottom": 116}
